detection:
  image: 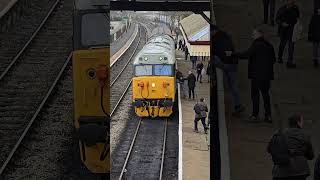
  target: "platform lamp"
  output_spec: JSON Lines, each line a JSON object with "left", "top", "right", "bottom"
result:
{"left": 210, "top": 0, "right": 221, "bottom": 180}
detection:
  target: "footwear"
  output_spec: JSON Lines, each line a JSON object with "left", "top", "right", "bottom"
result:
{"left": 264, "top": 116, "right": 272, "bottom": 123}
{"left": 277, "top": 59, "right": 283, "bottom": 64}
{"left": 204, "top": 131, "right": 208, "bottom": 134}
{"left": 193, "top": 129, "right": 199, "bottom": 133}
{"left": 232, "top": 105, "right": 245, "bottom": 117}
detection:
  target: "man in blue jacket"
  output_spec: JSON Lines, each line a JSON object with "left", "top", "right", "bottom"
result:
{"left": 315, "top": 154, "right": 320, "bottom": 180}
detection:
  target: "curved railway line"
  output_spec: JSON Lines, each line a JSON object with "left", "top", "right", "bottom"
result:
{"left": 110, "top": 23, "right": 179, "bottom": 180}
{"left": 0, "top": 0, "right": 73, "bottom": 176}
{"left": 110, "top": 24, "right": 147, "bottom": 115}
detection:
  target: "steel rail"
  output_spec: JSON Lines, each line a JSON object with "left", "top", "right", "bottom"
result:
{"left": 110, "top": 25, "right": 141, "bottom": 86}
{"left": 118, "top": 118, "right": 142, "bottom": 180}
{"left": 0, "top": 52, "right": 72, "bottom": 175}
{"left": 110, "top": 79, "right": 132, "bottom": 117}
{"left": 159, "top": 118, "right": 168, "bottom": 180}
{"left": 0, "top": 0, "right": 60, "bottom": 82}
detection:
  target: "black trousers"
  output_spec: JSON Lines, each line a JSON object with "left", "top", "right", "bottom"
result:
{"left": 278, "top": 28, "right": 295, "bottom": 62}
{"left": 197, "top": 71, "right": 202, "bottom": 82}
{"left": 194, "top": 117, "right": 207, "bottom": 131}
{"left": 251, "top": 80, "right": 271, "bottom": 117}
{"left": 263, "top": 0, "right": 275, "bottom": 24}
{"left": 273, "top": 175, "right": 307, "bottom": 180}
{"left": 188, "top": 87, "right": 195, "bottom": 99}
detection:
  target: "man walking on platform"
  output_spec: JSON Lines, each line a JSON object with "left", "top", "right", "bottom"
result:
{"left": 196, "top": 61, "right": 204, "bottom": 83}
{"left": 186, "top": 70, "right": 196, "bottom": 100}
{"left": 193, "top": 97, "right": 208, "bottom": 134}
{"left": 262, "top": 0, "right": 276, "bottom": 25}
{"left": 276, "top": 0, "right": 300, "bottom": 68}
{"left": 185, "top": 47, "right": 189, "bottom": 61}
{"left": 232, "top": 28, "right": 276, "bottom": 123}
{"left": 267, "top": 114, "right": 314, "bottom": 180}
{"left": 212, "top": 25, "right": 245, "bottom": 116}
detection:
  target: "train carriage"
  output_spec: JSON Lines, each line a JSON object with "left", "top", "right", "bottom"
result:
{"left": 132, "top": 26, "right": 177, "bottom": 118}
{"left": 72, "top": 0, "right": 109, "bottom": 174}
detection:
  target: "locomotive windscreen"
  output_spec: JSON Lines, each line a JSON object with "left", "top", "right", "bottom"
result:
{"left": 81, "top": 13, "right": 109, "bottom": 46}
{"left": 154, "top": 65, "right": 172, "bottom": 76}
{"left": 135, "top": 65, "right": 173, "bottom": 76}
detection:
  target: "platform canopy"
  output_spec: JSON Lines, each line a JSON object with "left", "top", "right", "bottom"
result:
{"left": 179, "top": 12, "right": 214, "bottom": 57}
{"left": 110, "top": 0, "right": 210, "bottom": 11}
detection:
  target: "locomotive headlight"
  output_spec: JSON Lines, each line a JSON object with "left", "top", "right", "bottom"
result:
{"left": 159, "top": 57, "right": 163, "bottom": 60}
{"left": 144, "top": 57, "right": 148, "bottom": 61}
{"left": 151, "top": 83, "right": 156, "bottom": 88}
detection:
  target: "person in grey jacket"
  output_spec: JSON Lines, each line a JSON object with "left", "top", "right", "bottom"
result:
{"left": 193, "top": 97, "right": 208, "bottom": 134}
{"left": 315, "top": 154, "right": 320, "bottom": 180}
{"left": 269, "top": 114, "right": 314, "bottom": 180}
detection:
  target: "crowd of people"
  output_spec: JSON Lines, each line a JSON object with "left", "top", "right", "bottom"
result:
{"left": 175, "top": 35, "right": 211, "bottom": 134}
{"left": 210, "top": 0, "right": 320, "bottom": 179}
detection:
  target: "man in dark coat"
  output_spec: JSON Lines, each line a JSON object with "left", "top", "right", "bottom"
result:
{"left": 193, "top": 97, "right": 208, "bottom": 133}
{"left": 232, "top": 28, "right": 275, "bottom": 123}
{"left": 212, "top": 25, "right": 245, "bottom": 116}
{"left": 308, "top": 9, "right": 320, "bottom": 67}
{"left": 206, "top": 62, "right": 211, "bottom": 83}
{"left": 196, "top": 61, "right": 204, "bottom": 83}
{"left": 276, "top": 0, "right": 300, "bottom": 68}
{"left": 186, "top": 70, "right": 196, "bottom": 99}
{"left": 267, "top": 114, "right": 314, "bottom": 180}
{"left": 262, "top": 0, "right": 276, "bottom": 25}
{"left": 185, "top": 47, "right": 189, "bottom": 61}
{"left": 179, "top": 39, "right": 182, "bottom": 50}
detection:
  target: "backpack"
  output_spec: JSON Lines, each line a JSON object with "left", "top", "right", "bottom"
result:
{"left": 268, "top": 131, "right": 290, "bottom": 165}
{"left": 194, "top": 104, "right": 202, "bottom": 114}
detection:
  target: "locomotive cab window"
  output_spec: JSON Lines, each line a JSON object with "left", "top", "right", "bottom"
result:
{"left": 81, "top": 13, "right": 109, "bottom": 47}
{"left": 135, "top": 65, "right": 153, "bottom": 76}
{"left": 154, "top": 65, "right": 173, "bottom": 76}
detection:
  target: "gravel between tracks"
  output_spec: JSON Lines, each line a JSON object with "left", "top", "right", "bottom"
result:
{"left": 0, "top": 0, "right": 56, "bottom": 74}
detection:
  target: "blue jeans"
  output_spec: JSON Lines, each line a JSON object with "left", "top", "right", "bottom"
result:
{"left": 213, "top": 56, "right": 241, "bottom": 107}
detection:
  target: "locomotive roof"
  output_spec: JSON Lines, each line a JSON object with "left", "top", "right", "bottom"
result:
{"left": 75, "top": 0, "right": 109, "bottom": 10}
{"left": 134, "top": 34, "right": 176, "bottom": 65}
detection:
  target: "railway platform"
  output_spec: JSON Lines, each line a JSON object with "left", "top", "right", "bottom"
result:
{"left": 176, "top": 51, "right": 210, "bottom": 180}
{"left": 214, "top": 0, "right": 320, "bottom": 179}
{"left": 110, "top": 23, "right": 138, "bottom": 66}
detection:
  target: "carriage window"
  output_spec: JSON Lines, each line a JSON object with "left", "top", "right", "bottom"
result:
{"left": 135, "top": 65, "right": 153, "bottom": 76}
{"left": 154, "top": 65, "right": 172, "bottom": 76}
{"left": 81, "top": 13, "right": 109, "bottom": 46}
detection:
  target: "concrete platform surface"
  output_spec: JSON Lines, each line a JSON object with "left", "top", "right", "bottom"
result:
{"left": 214, "top": 0, "right": 320, "bottom": 179}
{"left": 176, "top": 50, "right": 210, "bottom": 180}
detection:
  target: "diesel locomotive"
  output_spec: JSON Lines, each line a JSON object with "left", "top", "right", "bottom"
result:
{"left": 72, "top": 0, "right": 109, "bottom": 174}
{"left": 132, "top": 26, "right": 177, "bottom": 118}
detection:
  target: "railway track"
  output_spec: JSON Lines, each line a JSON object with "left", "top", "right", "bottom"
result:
{"left": 110, "top": 24, "right": 147, "bottom": 115}
{"left": 110, "top": 23, "right": 179, "bottom": 179}
{"left": 0, "top": 0, "right": 57, "bottom": 75}
{"left": 118, "top": 118, "right": 168, "bottom": 180}
{"left": 0, "top": 0, "right": 72, "bottom": 176}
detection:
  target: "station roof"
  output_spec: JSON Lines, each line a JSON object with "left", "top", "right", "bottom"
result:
{"left": 179, "top": 12, "right": 216, "bottom": 56}
{"left": 179, "top": 12, "right": 211, "bottom": 43}
{"left": 75, "top": 0, "right": 109, "bottom": 10}
{"left": 110, "top": 0, "right": 210, "bottom": 11}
